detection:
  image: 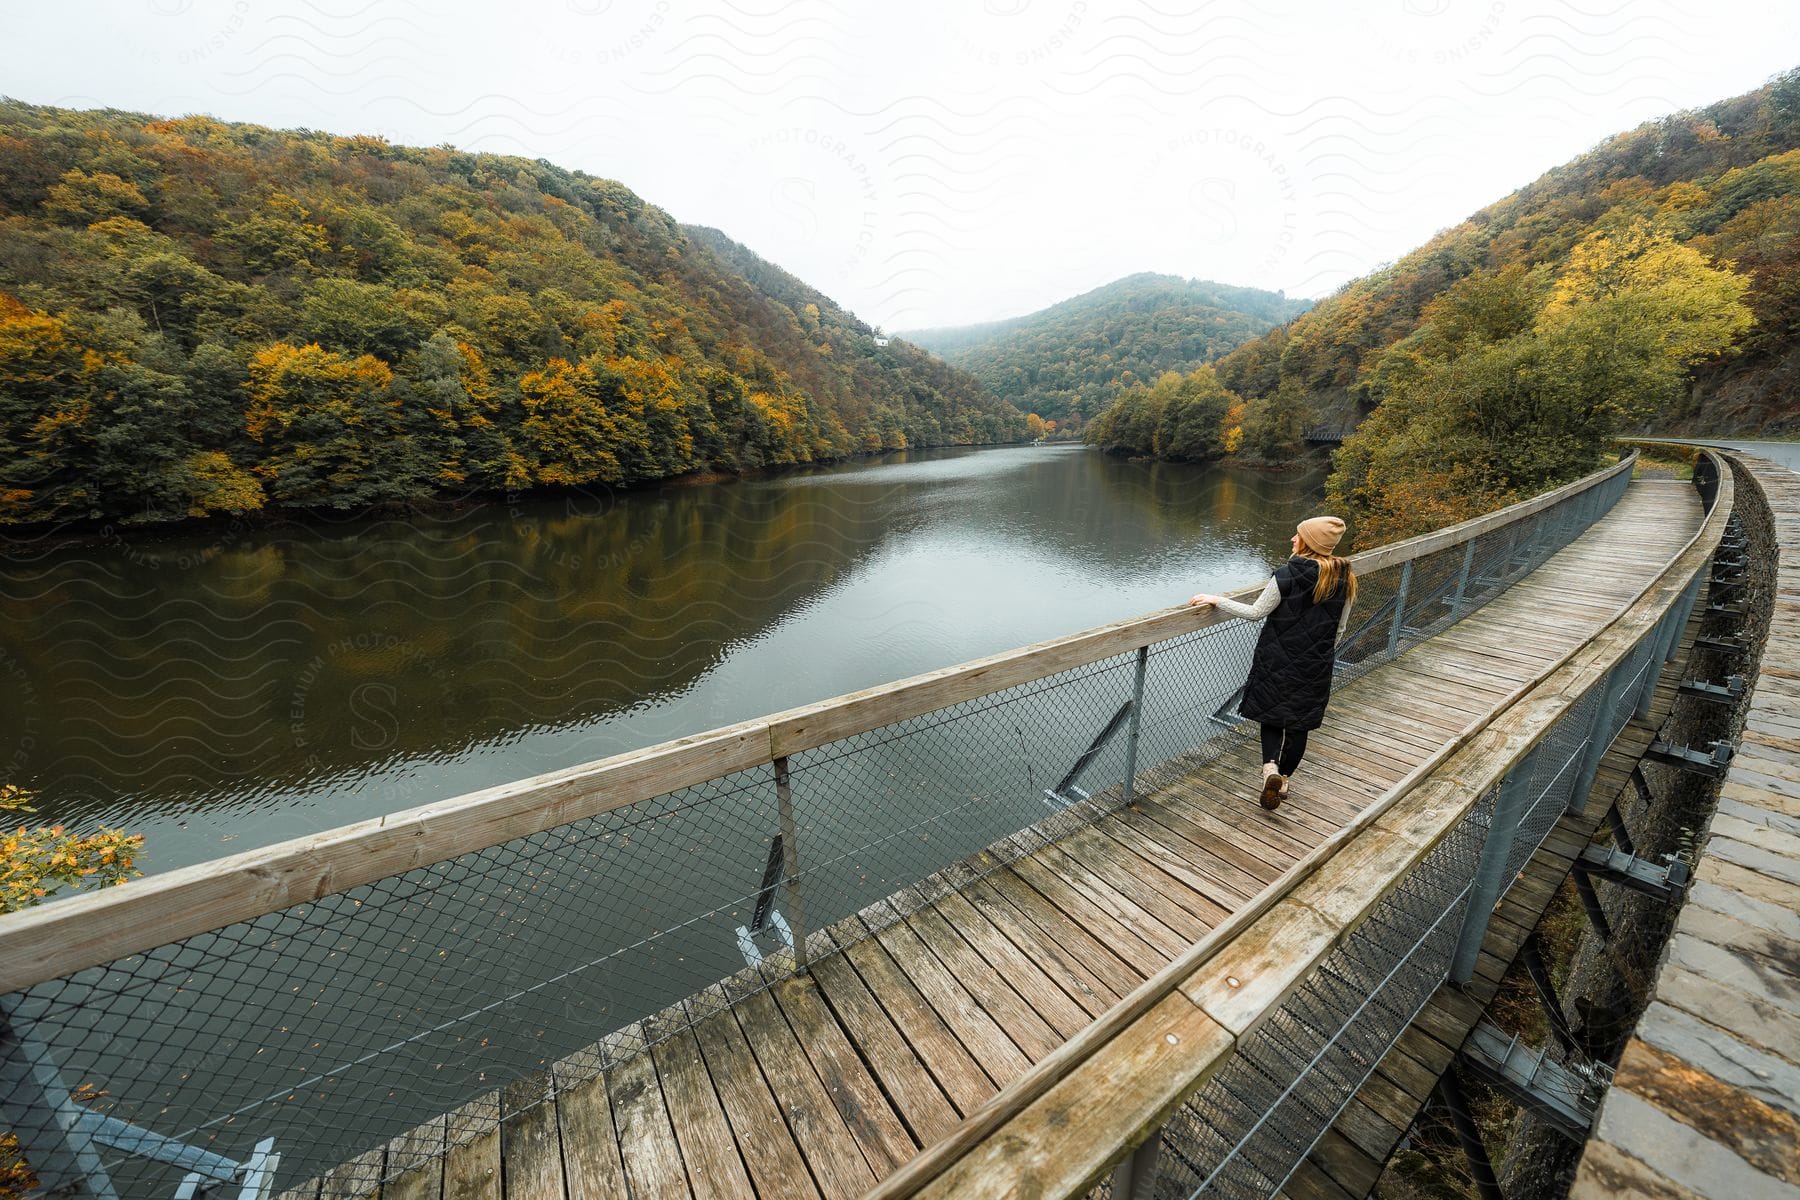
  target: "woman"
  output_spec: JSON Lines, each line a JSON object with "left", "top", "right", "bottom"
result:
{"left": 1189, "top": 515, "right": 1357, "bottom": 810}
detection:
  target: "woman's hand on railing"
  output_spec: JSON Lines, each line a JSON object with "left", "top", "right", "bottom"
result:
{"left": 1189, "top": 594, "right": 1220, "bottom": 608}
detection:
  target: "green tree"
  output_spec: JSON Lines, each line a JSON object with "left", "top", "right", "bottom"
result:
{"left": 1239, "top": 379, "right": 1309, "bottom": 461}
{"left": 244, "top": 341, "right": 409, "bottom": 506}
{"left": 301, "top": 277, "right": 427, "bottom": 362}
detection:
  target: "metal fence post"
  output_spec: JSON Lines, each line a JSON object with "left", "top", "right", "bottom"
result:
{"left": 1108, "top": 1125, "right": 1163, "bottom": 1200}
{"left": 1451, "top": 763, "right": 1533, "bottom": 984}
{"left": 1656, "top": 572, "right": 1699, "bottom": 665}
{"left": 1450, "top": 538, "right": 1477, "bottom": 623}
{"left": 1635, "top": 580, "right": 1695, "bottom": 721}
{"left": 1568, "top": 665, "right": 1630, "bottom": 816}
{"left": 773, "top": 757, "right": 809, "bottom": 970}
{"left": 1122, "top": 646, "right": 1149, "bottom": 806}
{"left": 0, "top": 1000, "right": 121, "bottom": 1200}
{"left": 1387, "top": 559, "right": 1414, "bottom": 658}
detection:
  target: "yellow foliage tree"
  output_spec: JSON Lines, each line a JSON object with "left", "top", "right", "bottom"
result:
{"left": 0, "top": 785, "right": 142, "bottom": 915}
{"left": 244, "top": 342, "right": 398, "bottom": 505}
{"left": 1540, "top": 220, "right": 1753, "bottom": 366}
{"left": 518, "top": 357, "right": 624, "bottom": 485}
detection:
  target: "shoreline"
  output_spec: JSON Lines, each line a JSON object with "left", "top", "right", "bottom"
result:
{"left": 0, "top": 438, "right": 1056, "bottom": 556}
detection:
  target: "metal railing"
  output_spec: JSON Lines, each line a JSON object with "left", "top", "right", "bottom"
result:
{"left": 0, "top": 453, "right": 1639, "bottom": 1199}
{"left": 1147, "top": 566, "right": 1696, "bottom": 1200}
{"left": 880, "top": 452, "right": 1728, "bottom": 1200}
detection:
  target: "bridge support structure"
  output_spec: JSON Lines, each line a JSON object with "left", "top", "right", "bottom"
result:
{"left": 0, "top": 999, "right": 280, "bottom": 1200}
{"left": 1269, "top": 469, "right": 1730, "bottom": 1200}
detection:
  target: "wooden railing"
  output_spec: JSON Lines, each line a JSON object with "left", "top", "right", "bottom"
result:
{"left": 866, "top": 451, "right": 1730, "bottom": 1198}
{"left": 0, "top": 452, "right": 1640, "bottom": 998}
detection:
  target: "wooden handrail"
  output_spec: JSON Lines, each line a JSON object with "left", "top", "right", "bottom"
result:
{"left": 871, "top": 451, "right": 1726, "bottom": 1199}
{"left": 0, "top": 452, "right": 1638, "bottom": 997}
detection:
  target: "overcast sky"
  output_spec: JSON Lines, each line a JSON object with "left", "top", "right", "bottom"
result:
{"left": 2, "top": 1, "right": 1796, "bottom": 329}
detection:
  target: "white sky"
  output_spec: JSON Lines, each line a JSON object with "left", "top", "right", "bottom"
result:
{"left": 2, "top": 1, "right": 1796, "bottom": 329}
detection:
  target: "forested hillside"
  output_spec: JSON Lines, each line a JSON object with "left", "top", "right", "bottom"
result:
{"left": 1204, "top": 71, "right": 1799, "bottom": 541}
{"left": 0, "top": 102, "right": 1024, "bottom": 527}
{"left": 901, "top": 273, "right": 1309, "bottom": 426}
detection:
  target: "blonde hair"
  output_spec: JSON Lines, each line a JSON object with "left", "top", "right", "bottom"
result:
{"left": 1298, "top": 539, "right": 1357, "bottom": 608}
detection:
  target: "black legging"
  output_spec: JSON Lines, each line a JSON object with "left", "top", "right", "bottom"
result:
{"left": 1260, "top": 724, "right": 1309, "bottom": 776}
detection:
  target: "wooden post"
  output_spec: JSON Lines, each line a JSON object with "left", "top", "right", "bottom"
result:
{"left": 773, "top": 757, "right": 808, "bottom": 970}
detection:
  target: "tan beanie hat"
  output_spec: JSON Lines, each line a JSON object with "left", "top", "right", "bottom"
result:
{"left": 1297, "top": 515, "right": 1347, "bottom": 556}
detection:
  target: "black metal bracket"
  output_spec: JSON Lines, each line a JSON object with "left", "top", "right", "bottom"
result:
{"left": 1520, "top": 933, "right": 1579, "bottom": 1056}
{"left": 1459, "top": 1019, "right": 1611, "bottom": 1142}
{"left": 1434, "top": 1069, "right": 1505, "bottom": 1200}
{"left": 735, "top": 834, "right": 793, "bottom": 966}
{"left": 1577, "top": 843, "right": 1691, "bottom": 902}
{"left": 1571, "top": 864, "right": 1612, "bottom": 944}
{"left": 1603, "top": 801, "right": 1635, "bottom": 858}
{"left": 1645, "top": 738, "right": 1735, "bottom": 778}
{"left": 1677, "top": 675, "right": 1746, "bottom": 705}
{"left": 1696, "top": 633, "right": 1749, "bottom": 653}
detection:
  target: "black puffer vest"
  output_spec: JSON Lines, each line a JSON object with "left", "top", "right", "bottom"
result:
{"left": 1239, "top": 556, "right": 1347, "bottom": 731}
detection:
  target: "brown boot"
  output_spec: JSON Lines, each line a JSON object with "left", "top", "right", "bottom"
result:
{"left": 1260, "top": 762, "right": 1284, "bottom": 811}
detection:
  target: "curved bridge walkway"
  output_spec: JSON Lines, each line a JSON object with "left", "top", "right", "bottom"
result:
{"left": 335, "top": 478, "right": 1703, "bottom": 1200}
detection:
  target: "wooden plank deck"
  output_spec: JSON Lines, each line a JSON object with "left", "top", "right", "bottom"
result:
{"left": 1278, "top": 516, "right": 1713, "bottom": 1200}
{"left": 301, "top": 479, "right": 1704, "bottom": 1200}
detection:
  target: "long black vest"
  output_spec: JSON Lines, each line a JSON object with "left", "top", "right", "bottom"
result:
{"left": 1239, "top": 557, "right": 1347, "bottom": 731}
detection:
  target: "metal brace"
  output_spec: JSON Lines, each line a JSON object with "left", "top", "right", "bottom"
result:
{"left": 1043, "top": 699, "right": 1134, "bottom": 810}
{"left": 1458, "top": 1020, "right": 1611, "bottom": 1142}
{"left": 1576, "top": 843, "right": 1691, "bottom": 902}
{"left": 1645, "top": 738, "right": 1735, "bottom": 778}
{"left": 734, "top": 834, "right": 796, "bottom": 967}
{"left": 3, "top": 1003, "right": 280, "bottom": 1200}
{"left": 173, "top": 1138, "right": 280, "bottom": 1200}
{"left": 1677, "top": 675, "right": 1746, "bottom": 705}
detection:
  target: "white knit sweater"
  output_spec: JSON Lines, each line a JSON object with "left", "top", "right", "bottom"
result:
{"left": 1211, "top": 571, "right": 1356, "bottom": 641}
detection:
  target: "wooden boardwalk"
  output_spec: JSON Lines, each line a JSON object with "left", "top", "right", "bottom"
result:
{"left": 305, "top": 479, "right": 1703, "bottom": 1200}
{"left": 1277, "top": 518, "right": 1713, "bottom": 1200}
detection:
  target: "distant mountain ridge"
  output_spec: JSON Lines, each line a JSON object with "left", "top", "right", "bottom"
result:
{"left": 899, "top": 273, "right": 1310, "bottom": 424}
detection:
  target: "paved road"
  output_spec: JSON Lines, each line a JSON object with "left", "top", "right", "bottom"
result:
{"left": 1636, "top": 437, "right": 1800, "bottom": 472}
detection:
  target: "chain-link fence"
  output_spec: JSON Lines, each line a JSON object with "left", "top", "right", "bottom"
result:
{"left": 1097, "top": 466, "right": 1718, "bottom": 1200}
{"left": 1, "top": 458, "right": 1637, "bottom": 1199}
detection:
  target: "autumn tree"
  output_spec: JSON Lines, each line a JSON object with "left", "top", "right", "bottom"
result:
{"left": 1, "top": 785, "right": 142, "bottom": 915}
{"left": 244, "top": 341, "right": 411, "bottom": 506}
{"left": 1086, "top": 366, "right": 1242, "bottom": 461}
{"left": 1329, "top": 222, "right": 1751, "bottom": 542}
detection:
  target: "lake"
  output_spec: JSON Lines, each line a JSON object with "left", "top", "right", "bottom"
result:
{"left": 0, "top": 444, "right": 1329, "bottom": 875}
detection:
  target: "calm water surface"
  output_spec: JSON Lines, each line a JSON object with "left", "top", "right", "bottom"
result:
{"left": 0, "top": 445, "right": 1327, "bottom": 874}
